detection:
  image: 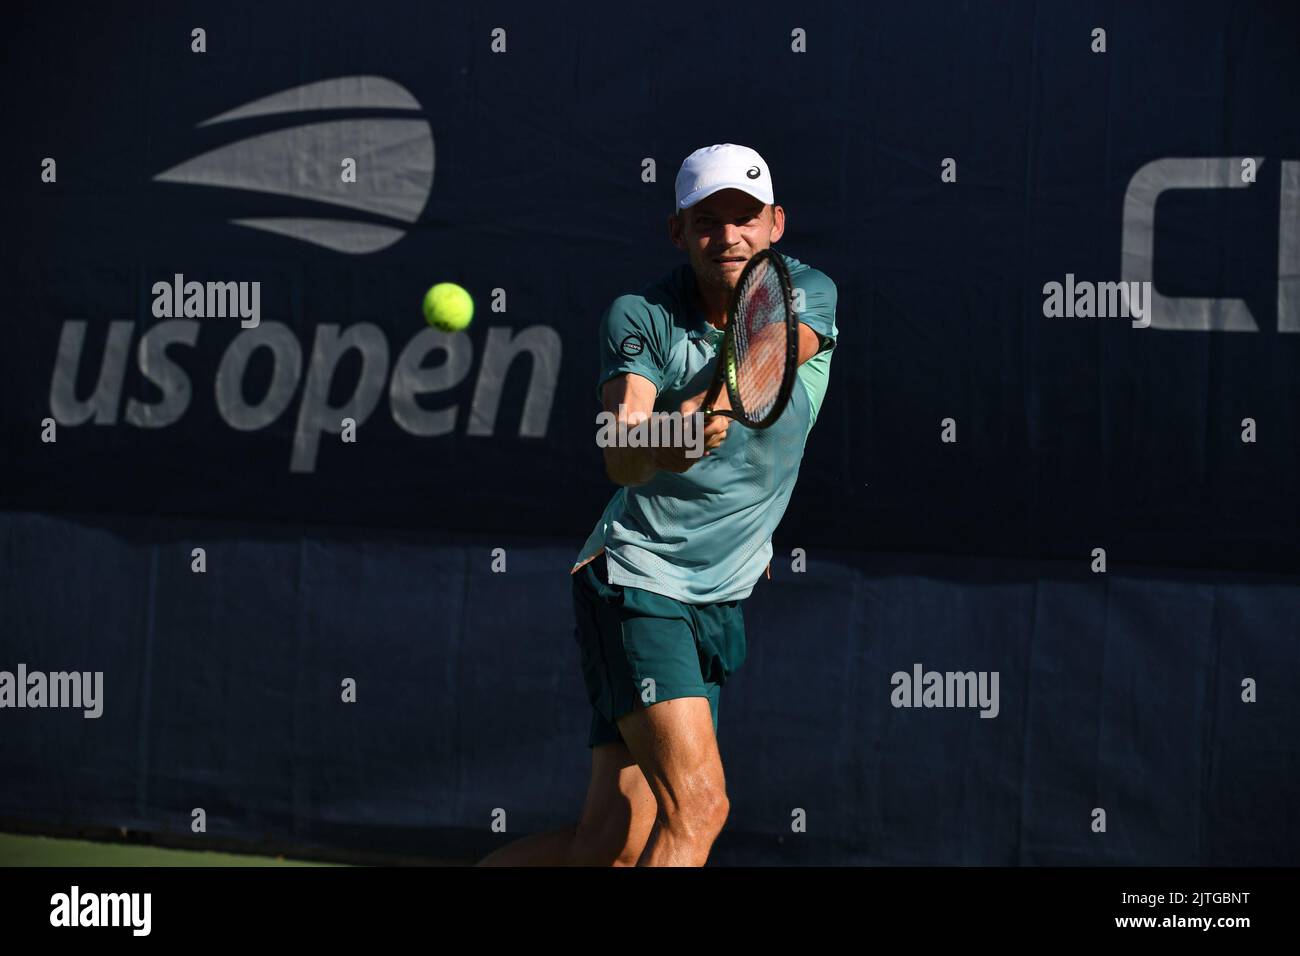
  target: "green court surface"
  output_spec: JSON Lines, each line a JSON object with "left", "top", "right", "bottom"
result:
{"left": 0, "top": 833, "right": 344, "bottom": 867}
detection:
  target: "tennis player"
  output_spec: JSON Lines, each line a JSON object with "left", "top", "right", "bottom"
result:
{"left": 479, "top": 143, "right": 838, "bottom": 866}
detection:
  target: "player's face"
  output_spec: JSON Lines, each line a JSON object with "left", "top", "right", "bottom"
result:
{"left": 670, "top": 189, "right": 786, "bottom": 292}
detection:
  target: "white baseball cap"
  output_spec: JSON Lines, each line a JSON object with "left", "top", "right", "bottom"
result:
{"left": 674, "top": 143, "right": 775, "bottom": 211}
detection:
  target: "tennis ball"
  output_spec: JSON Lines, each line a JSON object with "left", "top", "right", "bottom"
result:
{"left": 422, "top": 282, "right": 474, "bottom": 331}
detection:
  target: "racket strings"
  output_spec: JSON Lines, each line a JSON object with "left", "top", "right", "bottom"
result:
{"left": 730, "top": 259, "right": 790, "bottom": 421}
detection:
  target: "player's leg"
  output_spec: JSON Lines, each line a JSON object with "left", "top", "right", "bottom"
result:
{"left": 475, "top": 824, "right": 577, "bottom": 866}
{"left": 475, "top": 739, "right": 655, "bottom": 866}
{"left": 569, "top": 738, "right": 657, "bottom": 865}
{"left": 616, "top": 694, "right": 730, "bottom": 866}
{"left": 479, "top": 555, "right": 661, "bottom": 867}
{"left": 608, "top": 579, "right": 743, "bottom": 866}
{"left": 564, "top": 554, "right": 744, "bottom": 865}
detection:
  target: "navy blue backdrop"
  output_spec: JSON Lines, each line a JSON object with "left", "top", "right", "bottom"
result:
{"left": 1, "top": 0, "right": 1297, "bottom": 864}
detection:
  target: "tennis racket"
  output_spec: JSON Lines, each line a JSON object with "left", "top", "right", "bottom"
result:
{"left": 701, "top": 248, "right": 798, "bottom": 429}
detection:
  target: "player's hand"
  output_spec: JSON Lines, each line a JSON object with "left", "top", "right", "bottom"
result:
{"left": 682, "top": 390, "right": 731, "bottom": 452}
{"left": 649, "top": 427, "right": 714, "bottom": 473}
{"left": 651, "top": 394, "right": 729, "bottom": 472}
{"left": 700, "top": 412, "right": 730, "bottom": 454}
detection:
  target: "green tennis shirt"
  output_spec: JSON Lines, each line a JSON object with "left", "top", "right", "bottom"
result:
{"left": 573, "top": 252, "right": 839, "bottom": 604}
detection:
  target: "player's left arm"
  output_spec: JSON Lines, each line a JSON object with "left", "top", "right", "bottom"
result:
{"left": 791, "top": 267, "right": 838, "bottom": 431}
{"left": 793, "top": 267, "right": 838, "bottom": 358}
{"left": 796, "top": 322, "right": 822, "bottom": 365}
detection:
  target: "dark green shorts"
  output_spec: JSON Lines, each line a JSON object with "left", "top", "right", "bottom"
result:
{"left": 571, "top": 553, "right": 747, "bottom": 749}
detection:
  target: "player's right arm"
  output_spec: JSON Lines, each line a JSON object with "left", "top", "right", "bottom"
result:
{"left": 600, "top": 373, "right": 730, "bottom": 485}
{"left": 601, "top": 373, "right": 658, "bottom": 486}
{"left": 597, "top": 295, "right": 732, "bottom": 486}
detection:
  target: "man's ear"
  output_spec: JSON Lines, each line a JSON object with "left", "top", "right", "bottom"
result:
{"left": 769, "top": 203, "right": 786, "bottom": 243}
{"left": 668, "top": 211, "right": 687, "bottom": 250}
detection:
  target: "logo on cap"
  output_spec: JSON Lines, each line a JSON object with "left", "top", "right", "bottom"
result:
{"left": 620, "top": 334, "right": 645, "bottom": 358}
{"left": 746, "top": 166, "right": 761, "bottom": 179}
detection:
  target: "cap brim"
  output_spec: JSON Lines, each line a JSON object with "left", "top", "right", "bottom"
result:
{"left": 677, "top": 181, "right": 775, "bottom": 209}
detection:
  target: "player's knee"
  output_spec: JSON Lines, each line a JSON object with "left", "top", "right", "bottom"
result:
{"left": 662, "top": 785, "right": 730, "bottom": 839}
{"left": 700, "top": 789, "right": 731, "bottom": 833}
{"left": 609, "top": 838, "right": 645, "bottom": 867}
{"left": 571, "top": 789, "right": 655, "bottom": 865}
{"left": 566, "top": 832, "right": 616, "bottom": 866}
{"left": 569, "top": 814, "right": 649, "bottom": 866}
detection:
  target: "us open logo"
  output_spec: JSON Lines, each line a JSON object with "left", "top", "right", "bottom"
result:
{"left": 153, "top": 75, "right": 435, "bottom": 254}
